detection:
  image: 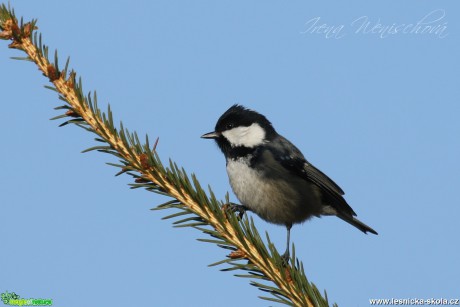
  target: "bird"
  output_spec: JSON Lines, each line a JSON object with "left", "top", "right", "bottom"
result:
{"left": 201, "top": 105, "right": 377, "bottom": 261}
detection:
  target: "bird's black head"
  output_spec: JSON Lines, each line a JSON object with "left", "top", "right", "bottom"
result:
{"left": 201, "top": 105, "right": 277, "bottom": 157}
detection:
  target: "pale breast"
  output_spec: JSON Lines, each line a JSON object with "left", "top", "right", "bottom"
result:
{"left": 226, "top": 157, "right": 269, "bottom": 211}
{"left": 226, "top": 157, "right": 323, "bottom": 225}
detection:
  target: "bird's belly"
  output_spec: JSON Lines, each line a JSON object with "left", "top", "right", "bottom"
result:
{"left": 226, "top": 159, "right": 323, "bottom": 225}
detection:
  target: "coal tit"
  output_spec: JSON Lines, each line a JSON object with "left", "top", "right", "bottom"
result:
{"left": 202, "top": 105, "right": 377, "bottom": 260}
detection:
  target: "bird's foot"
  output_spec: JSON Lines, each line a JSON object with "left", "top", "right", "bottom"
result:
{"left": 223, "top": 203, "right": 248, "bottom": 219}
{"left": 281, "top": 250, "right": 290, "bottom": 265}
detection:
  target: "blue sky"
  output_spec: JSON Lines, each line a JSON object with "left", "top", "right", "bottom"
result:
{"left": 1, "top": 1, "right": 459, "bottom": 306}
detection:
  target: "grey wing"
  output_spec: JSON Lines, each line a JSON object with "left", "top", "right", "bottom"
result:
{"left": 303, "top": 162, "right": 344, "bottom": 195}
{"left": 269, "top": 135, "right": 356, "bottom": 216}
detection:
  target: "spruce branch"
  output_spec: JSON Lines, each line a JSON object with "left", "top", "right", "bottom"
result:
{"left": 0, "top": 5, "right": 337, "bottom": 307}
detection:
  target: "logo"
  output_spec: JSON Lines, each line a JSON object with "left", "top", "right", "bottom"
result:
{"left": 301, "top": 9, "right": 448, "bottom": 39}
{"left": 1, "top": 291, "right": 52, "bottom": 306}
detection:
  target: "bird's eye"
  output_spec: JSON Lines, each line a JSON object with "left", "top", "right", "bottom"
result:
{"left": 226, "top": 123, "right": 234, "bottom": 130}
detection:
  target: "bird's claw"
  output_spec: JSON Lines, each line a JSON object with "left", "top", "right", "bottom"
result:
{"left": 223, "top": 203, "right": 248, "bottom": 219}
{"left": 281, "top": 252, "right": 290, "bottom": 265}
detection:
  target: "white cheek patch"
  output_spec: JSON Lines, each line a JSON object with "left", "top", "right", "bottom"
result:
{"left": 222, "top": 123, "right": 266, "bottom": 148}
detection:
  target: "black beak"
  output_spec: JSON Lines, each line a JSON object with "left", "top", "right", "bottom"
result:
{"left": 201, "top": 131, "right": 220, "bottom": 139}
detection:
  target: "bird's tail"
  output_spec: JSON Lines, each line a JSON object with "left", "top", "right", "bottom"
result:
{"left": 337, "top": 214, "right": 378, "bottom": 235}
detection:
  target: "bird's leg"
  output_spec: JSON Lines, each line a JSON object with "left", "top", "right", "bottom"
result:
{"left": 226, "top": 202, "right": 249, "bottom": 219}
{"left": 281, "top": 224, "right": 292, "bottom": 264}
